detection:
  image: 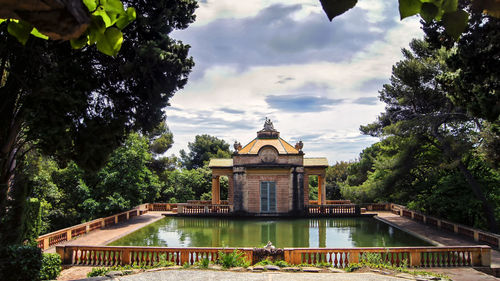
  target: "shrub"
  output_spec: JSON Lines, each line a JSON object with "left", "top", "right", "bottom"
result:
{"left": 274, "top": 260, "right": 290, "bottom": 267}
{"left": 39, "top": 253, "right": 62, "bottom": 280}
{"left": 255, "top": 258, "right": 290, "bottom": 268}
{"left": 0, "top": 245, "right": 42, "bottom": 281}
{"left": 195, "top": 258, "right": 210, "bottom": 269}
{"left": 87, "top": 267, "right": 111, "bottom": 277}
{"left": 216, "top": 250, "right": 250, "bottom": 268}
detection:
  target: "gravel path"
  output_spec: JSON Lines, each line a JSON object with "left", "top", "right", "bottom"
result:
{"left": 115, "top": 270, "right": 407, "bottom": 281}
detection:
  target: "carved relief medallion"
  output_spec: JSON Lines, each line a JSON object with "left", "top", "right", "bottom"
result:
{"left": 259, "top": 147, "right": 278, "bottom": 163}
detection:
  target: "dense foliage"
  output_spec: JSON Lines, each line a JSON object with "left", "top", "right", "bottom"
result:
{"left": 22, "top": 132, "right": 230, "bottom": 234}
{"left": 0, "top": 245, "right": 42, "bottom": 281}
{"left": 334, "top": 38, "right": 500, "bottom": 232}
{"left": 39, "top": 253, "right": 62, "bottom": 280}
{"left": 180, "top": 134, "right": 232, "bottom": 169}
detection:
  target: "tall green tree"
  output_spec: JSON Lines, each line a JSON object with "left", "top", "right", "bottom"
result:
{"left": 325, "top": 161, "right": 350, "bottom": 200}
{"left": 0, "top": 0, "right": 197, "bottom": 245}
{"left": 423, "top": 1, "right": 500, "bottom": 123}
{"left": 180, "top": 134, "right": 231, "bottom": 169}
{"left": 93, "top": 133, "right": 161, "bottom": 215}
{"left": 360, "top": 39, "right": 499, "bottom": 232}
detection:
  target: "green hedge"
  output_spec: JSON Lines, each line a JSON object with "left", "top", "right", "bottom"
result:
{"left": 40, "top": 253, "right": 62, "bottom": 280}
{"left": 0, "top": 245, "right": 42, "bottom": 281}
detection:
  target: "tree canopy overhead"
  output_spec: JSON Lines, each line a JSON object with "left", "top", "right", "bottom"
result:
{"left": 0, "top": 0, "right": 198, "bottom": 245}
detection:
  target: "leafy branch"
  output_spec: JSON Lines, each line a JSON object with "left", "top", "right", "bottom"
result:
{"left": 319, "top": 0, "right": 499, "bottom": 40}
{"left": 0, "top": 0, "right": 136, "bottom": 56}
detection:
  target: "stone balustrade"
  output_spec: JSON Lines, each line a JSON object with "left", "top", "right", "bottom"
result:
{"left": 56, "top": 245, "right": 491, "bottom": 268}
{"left": 384, "top": 203, "right": 500, "bottom": 250}
{"left": 36, "top": 203, "right": 150, "bottom": 250}
{"left": 306, "top": 204, "right": 360, "bottom": 216}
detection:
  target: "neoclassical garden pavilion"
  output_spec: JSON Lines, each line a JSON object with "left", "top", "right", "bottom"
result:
{"left": 208, "top": 119, "right": 328, "bottom": 215}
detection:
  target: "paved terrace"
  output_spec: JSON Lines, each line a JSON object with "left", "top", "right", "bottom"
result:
{"left": 45, "top": 212, "right": 165, "bottom": 254}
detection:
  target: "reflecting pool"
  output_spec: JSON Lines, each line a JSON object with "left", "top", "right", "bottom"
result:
{"left": 109, "top": 217, "right": 432, "bottom": 248}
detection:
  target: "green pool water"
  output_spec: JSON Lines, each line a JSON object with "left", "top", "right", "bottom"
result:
{"left": 109, "top": 217, "right": 433, "bottom": 248}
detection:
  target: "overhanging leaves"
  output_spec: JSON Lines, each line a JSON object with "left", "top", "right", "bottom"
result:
{"left": 96, "top": 27, "right": 123, "bottom": 57}
{"left": 442, "top": 9, "right": 469, "bottom": 40}
{"left": 399, "top": 0, "right": 423, "bottom": 19}
{"left": 319, "top": 0, "right": 358, "bottom": 21}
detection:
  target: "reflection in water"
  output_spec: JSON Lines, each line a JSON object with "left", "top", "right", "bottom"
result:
{"left": 110, "top": 217, "right": 432, "bottom": 248}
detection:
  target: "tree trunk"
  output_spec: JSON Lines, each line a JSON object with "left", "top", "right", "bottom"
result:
{"left": 0, "top": 118, "right": 21, "bottom": 218}
{"left": 457, "top": 161, "right": 499, "bottom": 233}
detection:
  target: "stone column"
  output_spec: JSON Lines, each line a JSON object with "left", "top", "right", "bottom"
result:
{"left": 318, "top": 174, "right": 326, "bottom": 205}
{"left": 228, "top": 175, "right": 234, "bottom": 205}
{"left": 292, "top": 167, "right": 305, "bottom": 214}
{"left": 211, "top": 175, "right": 220, "bottom": 204}
{"left": 232, "top": 167, "right": 246, "bottom": 213}
{"left": 318, "top": 175, "right": 323, "bottom": 205}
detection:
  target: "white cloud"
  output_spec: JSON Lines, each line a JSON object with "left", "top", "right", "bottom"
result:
{"left": 166, "top": 1, "right": 424, "bottom": 164}
{"left": 194, "top": 0, "right": 321, "bottom": 25}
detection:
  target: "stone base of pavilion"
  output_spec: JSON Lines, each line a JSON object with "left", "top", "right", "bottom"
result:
{"left": 163, "top": 200, "right": 366, "bottom": 218}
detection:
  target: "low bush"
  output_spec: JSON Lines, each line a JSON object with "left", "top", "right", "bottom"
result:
{"left": 87, "top": 267, "right": 111, "bottom": 277}
{"left": 255, "top": 258, "right": 290, "bottom": 268}
{"left": 344, "top": 252, "right": 449, "bottom": 280}
{"left": 40, "top": 253, "right": 62, "bottom": 280}
{"left": 216, "top": 250, "right": 250, "bottom": 268}
{"left": 194, "top": 258, "right": 210, "bottom": 268}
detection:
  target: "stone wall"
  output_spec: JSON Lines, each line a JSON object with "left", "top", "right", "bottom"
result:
{"left": 245, "top": 173, "right": 290, "bottom": 213}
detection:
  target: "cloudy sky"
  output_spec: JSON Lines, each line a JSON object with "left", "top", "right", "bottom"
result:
{"left": 167, "top": 0, "right": 423, "bottom": 164}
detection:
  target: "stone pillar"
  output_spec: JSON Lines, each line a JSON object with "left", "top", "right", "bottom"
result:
{"left": 228, "top": 175, "right": 234, "bottom": 205}
{"left": 233, "top": 167, "right": 246, "bottom": 213}
{"left": 211, "top": 175, "right": 220, "bottom": 204}
{"left": 292, "top": 167, "right": 305, "bottom": 214}
{"left": 319, "top": 174, "right": 326, "bottom": 205}
{"left": 317, "top": 175, "right": 325, "bottom": 205}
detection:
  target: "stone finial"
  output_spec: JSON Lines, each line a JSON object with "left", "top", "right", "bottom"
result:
{"left": 263, "top": 117, "right": 276, "bottom": 131}
{"left": 264, "top": 241, "right": 275, "bottom": 250}
{"left": 295, "top": 140, "right": 303, "bottom": 151}
{"left": 233, "top": 141, "right": 242, "bottom": 152}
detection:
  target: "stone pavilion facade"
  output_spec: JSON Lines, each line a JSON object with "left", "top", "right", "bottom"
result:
{"left": 208, "top": 119, "right": 328, "bottom": 215}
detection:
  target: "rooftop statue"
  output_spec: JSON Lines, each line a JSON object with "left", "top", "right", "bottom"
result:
{"left": 263, "top": 117, "right": 277, "bottom": 131}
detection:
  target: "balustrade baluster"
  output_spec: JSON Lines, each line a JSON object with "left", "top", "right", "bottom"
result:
{"left": 333, "top": 252, "right": 338, "bottom": 267}
{"left": 466, "top": 251, "right": 471, "bottom": 266}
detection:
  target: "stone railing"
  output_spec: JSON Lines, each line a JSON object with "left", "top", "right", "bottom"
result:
{"left": 56, "top": 245, "right": 491, "bottom": 268}
{"left": 36, "top": 204, "right": 150, "bottom": 251}
{"left": 148, "top": 203, "right": 178, "bottom": 212}
{"left": 306, "top": 204, "right": 360, "bottom": 216}
{"left": 177, "top": 204, "right": 233, "bottom": 214}
{"left": 284, "top": 246, "right": 491, "bottom": 268}
{"left": 187, "top": 200, "right": 229, "bottom": 205}
{"left": 386, "top": 203, "right": 500, "bottom": 250}
{"left": 56, "top": 245, "right": 253, "bottom": 266}
{"left": 308, "top": 200, "right": 351, "bottom": 205}
{"left": 358, "top": 202, "right": 500, "bottom": 250}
